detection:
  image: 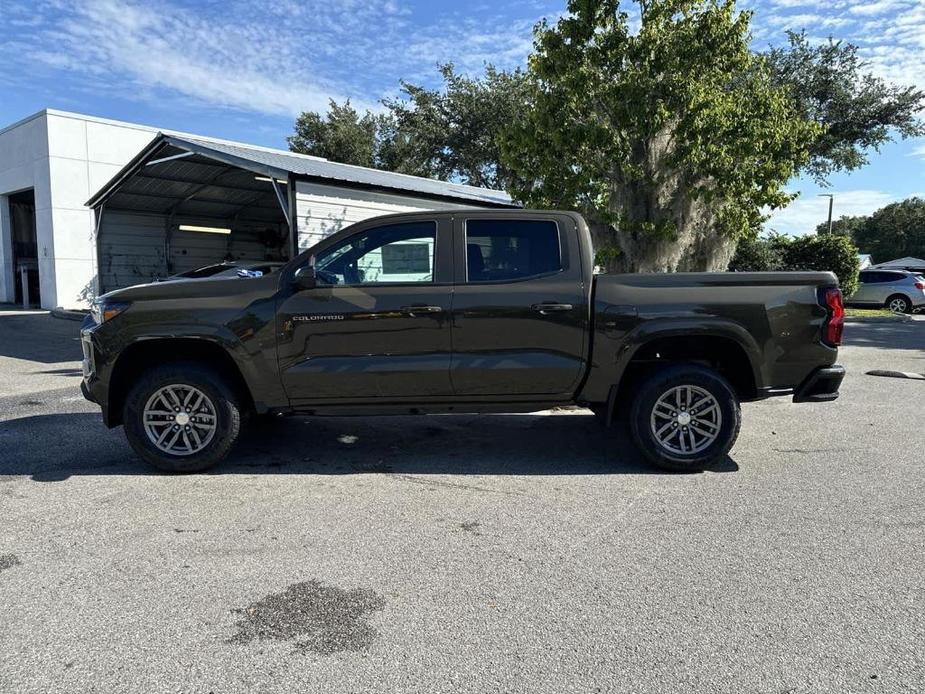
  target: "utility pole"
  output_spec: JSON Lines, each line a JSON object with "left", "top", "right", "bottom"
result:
{"left": 818, "top": 194, "right": 834, "bottom": 234}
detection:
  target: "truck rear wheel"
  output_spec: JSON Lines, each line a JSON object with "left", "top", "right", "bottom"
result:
{"left": 123, "top": 362, "right": 242, "bottom": 473}
{"left": 629, "top": 365, "right": 741, "bottom": 472}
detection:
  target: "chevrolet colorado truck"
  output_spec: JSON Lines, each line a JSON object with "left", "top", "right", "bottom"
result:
{"left": 80, "top": 210, "right": 846, "bottom": 473}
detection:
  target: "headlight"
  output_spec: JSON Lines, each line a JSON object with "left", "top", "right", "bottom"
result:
{"left": 91, "top": 299, "right": 130, "bottom": 324}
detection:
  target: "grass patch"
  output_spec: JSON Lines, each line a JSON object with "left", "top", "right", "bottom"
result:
{"left": 845, "top": 307, "right": 899, "bottom": 318}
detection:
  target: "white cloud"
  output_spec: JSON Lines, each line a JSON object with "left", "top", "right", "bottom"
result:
{"left": 0, "top": 0, "right": 544, "bottom": 118}
{"left": 753, "top": 0, "right": 925, "bottom": 99}
{"left": 764, "top": 190, "right": 897, "bottom": 236}
{"left": 848, "top": 0, "right": 908, "bottom": 16}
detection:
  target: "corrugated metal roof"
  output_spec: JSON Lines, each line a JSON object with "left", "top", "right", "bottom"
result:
{"left": 164, "top": 134, "right": 515, "bottom": 207}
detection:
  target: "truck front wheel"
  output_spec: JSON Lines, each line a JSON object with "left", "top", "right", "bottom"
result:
{"left": 123, "top": 362, "right": 243, "bottom": 473}
{"left": 629, "top": 365, "right": 741, "bottom": 472}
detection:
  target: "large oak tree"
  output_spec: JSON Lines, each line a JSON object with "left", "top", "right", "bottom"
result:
{"left": 501, "top": 0, "right": 817, "bottom": 272}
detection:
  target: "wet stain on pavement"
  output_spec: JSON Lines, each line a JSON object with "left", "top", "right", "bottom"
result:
{"left": 229, "top": 580, "right": 386, "bottom": 655}
{"left": 460, "top": 521, "right": 481, "bottom": 533}
{"left": 0, "top": 554, "right": 22, "bottom": 572}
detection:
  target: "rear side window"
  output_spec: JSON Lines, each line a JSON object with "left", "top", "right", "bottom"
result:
{"left": 885, "top": 272, "right": 909, "bottom": 282}
{"left": 465, "top": 219, "right": 561, "bottom": 283}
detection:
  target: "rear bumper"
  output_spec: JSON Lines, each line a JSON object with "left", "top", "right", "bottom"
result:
{"left": 793, "top": 365, "right": 845, "bottom": 403}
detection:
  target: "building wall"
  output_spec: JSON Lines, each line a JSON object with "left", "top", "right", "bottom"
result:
{"left": 43, "top": 113, "right": 158, "bottom": 308}
{"left": 0, "top": 112, "right": 50, "bottom": 305}
{"left": 0, "top": 111, "right": 158, "bottom": 309}
{"left": 294, "top": 181, "right": 481, "bottom": 251}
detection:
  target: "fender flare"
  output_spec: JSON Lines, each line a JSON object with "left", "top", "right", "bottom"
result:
{"left": 604, "top": 318, "right": 765, "bottom": 415}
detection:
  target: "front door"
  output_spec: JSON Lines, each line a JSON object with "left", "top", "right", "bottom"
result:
{"left": 277, "top": 217, "right": 454, "bottom": 402}
{"left": 449, "top": 214, "right": 589, "bottom": 397}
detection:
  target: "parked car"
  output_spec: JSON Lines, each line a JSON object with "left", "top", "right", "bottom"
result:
{"left": 164, "top": 261, "right": 285, "bottom": 281}
{"left": 80, "top": 210, "right": 845, "bottom": 474}
{"left": 847, "top": 269, "right": 925, "bottom": 314}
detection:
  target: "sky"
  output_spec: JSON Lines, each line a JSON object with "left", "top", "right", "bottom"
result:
{"left": 0, "top": 0, "right": 923, "bottom": 236}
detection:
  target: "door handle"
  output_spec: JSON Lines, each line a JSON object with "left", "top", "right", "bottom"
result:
{"left": 401, "top": 305, "right": 443, "bottom": 317}
{"left": 532, "top": 302, "right": 573, "bottom": 315}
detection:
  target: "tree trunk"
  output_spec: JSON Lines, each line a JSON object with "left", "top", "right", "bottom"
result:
{"left": 590, "top": 128, "right": 738, "bottom": 274}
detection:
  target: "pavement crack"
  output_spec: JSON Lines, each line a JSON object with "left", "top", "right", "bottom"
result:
{"left": 387, "top": 473, "right": 524, "bottom": 496}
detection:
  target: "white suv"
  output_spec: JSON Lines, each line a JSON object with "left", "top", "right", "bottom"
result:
{"left": 849, "top": 270, "right": 925, "bottom": 313}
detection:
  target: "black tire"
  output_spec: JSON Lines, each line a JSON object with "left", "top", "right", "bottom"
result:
{"left": 589, "top": 404, "right": 609, "bottom": 426}
{"left": 629, "top": 364, "right": 741, "bottom": 472}
{"left": 123, "top": 362, "right": 242, "bottom": 473}
{"left": 885, "top": 294, "right": 912, "bottom": 314}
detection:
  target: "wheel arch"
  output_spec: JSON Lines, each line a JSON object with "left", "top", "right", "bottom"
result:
{"left": 885, "top": 293, "right": 912, "bottom": 312}
{"left": 603, "top": 328, "right": 760, "bottom": 424}
{"left": 106, "top": 338, "right": 255, "bottom": 427}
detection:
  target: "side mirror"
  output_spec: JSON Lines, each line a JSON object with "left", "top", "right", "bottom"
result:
{"left": 294, "top": 261, "right": 317, "bottom": 290}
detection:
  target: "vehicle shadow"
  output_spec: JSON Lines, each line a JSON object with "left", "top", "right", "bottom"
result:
{"left": 0, "top": 310, "right": 83, "bottom": 364}
{"left": 0, "top": 411, "right": 738, "bottom": 482}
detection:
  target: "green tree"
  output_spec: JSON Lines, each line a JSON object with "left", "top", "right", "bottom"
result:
{"left": 384, "top": 64, "right": 531, "bottom": 189}
{"left": 502, "top": 0, "right": 817, "bottom": 273}
{"left": 288, "top": 100, "right": 392, "bottom": 170}
{"left": 853, "top": 197, "right": 925, "bottom": 261}
{"left": 816, "top": 214, "right": 867, "bottom": 237}
{"left": 764, "top": 32, "right": 925, "bottom": 184}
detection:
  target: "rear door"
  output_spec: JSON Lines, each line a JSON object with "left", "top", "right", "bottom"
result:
{"left": 449, "top": 213, "right": 589, "bottom": 397}
{"left": 277, "top": 215, "right": 454, "bottom": 402}
{"left": 852, "top": 271, "right": 885, "bottom": 304}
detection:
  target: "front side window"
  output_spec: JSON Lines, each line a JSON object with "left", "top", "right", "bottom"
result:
{"left": 314, "top": 221, "right": 436, "bottom": 285}
{"left": 465, "top": 219, "right": 561, "bottom": 283}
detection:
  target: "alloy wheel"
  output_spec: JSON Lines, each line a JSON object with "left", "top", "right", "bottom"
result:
{"left": 649, "top": 384, "right": 722, "bottom": 455}
{"left": 143, "top": 384, "right": 217, "bottom": 456}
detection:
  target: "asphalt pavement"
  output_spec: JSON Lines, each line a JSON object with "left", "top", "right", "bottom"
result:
{"left": 1, "top": 308, "right": 923, "bottom": 693}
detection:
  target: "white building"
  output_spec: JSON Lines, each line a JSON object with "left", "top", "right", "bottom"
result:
{"left": 0, "top": 109, "right": 514, "bottom": 310}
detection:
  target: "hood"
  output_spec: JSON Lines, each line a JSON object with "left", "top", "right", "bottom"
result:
{"left": 101, "top": 272, "right": 281, "bottom": 303}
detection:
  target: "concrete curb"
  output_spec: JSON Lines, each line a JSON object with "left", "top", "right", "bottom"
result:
{"left": 867, "top": 369, "right": 925, "bottom": 381}
{"left": 51, "top": 308, "right": 89, "bottom": 322}
{"left": 844, "top": 315, "right": 911, "bottom": 324}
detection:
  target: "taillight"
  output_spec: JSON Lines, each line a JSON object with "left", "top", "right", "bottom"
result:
{"left": 820, "top": 287, "right": 844, "bottom": 347}
{"left": 915, "top": 282, "right": 924, "bottom": 290}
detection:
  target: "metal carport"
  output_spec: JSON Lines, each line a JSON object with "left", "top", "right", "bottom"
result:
{"left": 87, "top": 135, "right": 297, "bottom": 293}
{"left": 87, "top": 132, "right": 516, "bottom": 294}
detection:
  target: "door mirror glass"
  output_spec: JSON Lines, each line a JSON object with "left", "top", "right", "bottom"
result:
{"left": 294, "top": 262, "right": 317, "bottom": 290}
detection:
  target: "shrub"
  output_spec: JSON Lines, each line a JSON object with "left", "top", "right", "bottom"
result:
{"left": 729, "top": 233, "right": 860, "bottom": 294}
{"left": 779, "top": 234, "right": 861, "bottom": 295}
{"left": 728, "top": 235, "right": 785, "bottom": 272}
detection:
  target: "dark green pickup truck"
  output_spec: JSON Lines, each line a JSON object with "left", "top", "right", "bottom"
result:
{"left": 80, "top": 210, "right": 845, "bottom": 473}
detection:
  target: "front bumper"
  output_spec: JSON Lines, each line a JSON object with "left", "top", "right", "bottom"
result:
{"left": 793, "top": 365, "right": 845, "bottom": 403}
{"left": 79, "top": 320, "right": 110, "bottom": 420}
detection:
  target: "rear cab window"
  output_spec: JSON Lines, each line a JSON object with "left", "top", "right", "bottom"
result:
{"left": 464, "top": 219, "right": 561, "bottom": 283}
